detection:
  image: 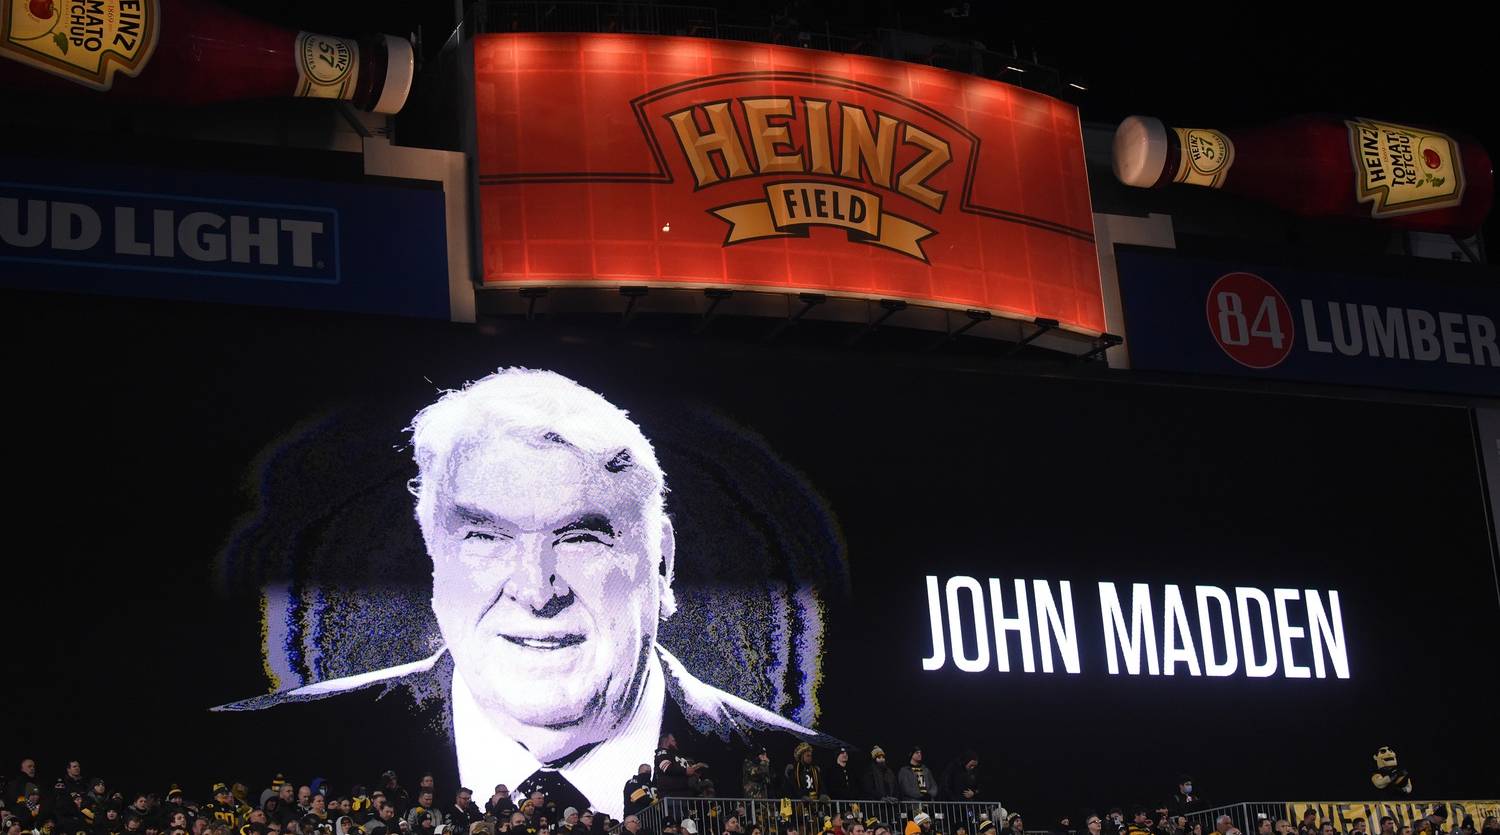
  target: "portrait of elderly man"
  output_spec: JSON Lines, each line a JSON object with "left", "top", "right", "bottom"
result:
{"left": 216, "top": 369, "right": 839, "bottom": 817}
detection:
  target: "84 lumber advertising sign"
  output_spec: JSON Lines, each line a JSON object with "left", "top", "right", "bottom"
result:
{"left": 1115, "top": 247, "right": 1500, "bottom": 398}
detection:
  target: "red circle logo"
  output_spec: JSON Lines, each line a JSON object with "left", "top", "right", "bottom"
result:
{"left": 1204, "top": 272, "right": 1295, "bottom": 369}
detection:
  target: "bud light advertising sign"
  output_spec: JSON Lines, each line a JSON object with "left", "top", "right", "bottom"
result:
{"left": 0, "top": 155, "right": 450, "bottom": 318}
{"left": 1115, "top": 246, "right": 1500, "bottom": 397}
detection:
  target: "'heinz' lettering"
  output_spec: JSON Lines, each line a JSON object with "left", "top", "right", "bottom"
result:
{"left": 666, "top": 96, "right": 952, "bottom": 210}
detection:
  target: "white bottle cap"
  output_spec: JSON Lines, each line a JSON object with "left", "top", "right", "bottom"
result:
{"left": 372, "top": 34, "right": 415, "bottom": 115}
{"left": 1113, "top": 115, "right": 1169, "bottom": 188}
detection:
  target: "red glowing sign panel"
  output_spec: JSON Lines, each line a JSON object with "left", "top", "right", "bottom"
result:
{"left": 473, "top": 33, "right": 1104, "bottom": 334}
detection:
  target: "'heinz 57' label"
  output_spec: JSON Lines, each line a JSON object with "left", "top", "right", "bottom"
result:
{"left": 295, "top": 31, "right": 359, "bottom": 101}
{"left": 1347, "top": 118, "right": 1465, "bottom": 218}
{"left": 1, "top": 0, "right": 159, "bottom": 90}
{"left": 1172, "top": 127, "right": 1235, "bottom": 189}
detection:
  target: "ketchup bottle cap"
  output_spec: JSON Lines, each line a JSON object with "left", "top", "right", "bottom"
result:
{"left": 373, "top": 34, "right": 415, "bottom": 115}
{"left": 1113, "top": 115, "right": 1168, "bottom": 188}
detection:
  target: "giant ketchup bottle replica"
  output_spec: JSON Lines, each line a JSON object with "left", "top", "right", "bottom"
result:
{"left": 1113, "top": 114, "right": 1494, "bottom": 235}
{"left": 0, "top": 0, "right": 413, "bottom": 113}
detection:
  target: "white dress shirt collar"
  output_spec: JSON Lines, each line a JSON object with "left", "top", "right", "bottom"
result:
{"left": 451, "top": 648, "right": 666, "bottom": 820}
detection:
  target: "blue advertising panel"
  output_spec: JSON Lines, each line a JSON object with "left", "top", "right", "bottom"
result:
{"left": 0, "top": 155, "right": 449, "bottom": 318}
{"left": 1116, "top": 246, "right": 1500, "bottom": 397}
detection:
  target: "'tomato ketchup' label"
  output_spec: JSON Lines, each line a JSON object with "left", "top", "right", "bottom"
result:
{"left": 0, "top": 0, "right": 159, "bottom": 90}
{"left": 1347, "top": 118, "right": 1465, "bottom": 218}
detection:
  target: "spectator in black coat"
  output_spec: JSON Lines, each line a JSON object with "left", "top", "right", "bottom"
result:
{"left": 378, "top": 775, "right": 408, "bottom": 819}
{"left": 86, "top": 781, "right": 110, "bottom": 816}
{"left": 623, "top": 767, "right": 655, "bottom": 818}
{"left": 60, "top": 763, "right": 88, "bottom": 800}
{"left": 827, "top": 751, "right": 855, "bottom": 800}
{"left": 1167, "top": 779, "right": 1203, "bottom": 818}
{"left": 485, "top": 787, "right": 515, "bottom": 820}
{"left": 861, "top": 748, "right": 898, "bottom": 802}
{"left": 654, "top": 734, "right": 704, "bottom": 799}
{"left": 942, "top": 752, "right": 981, "bottom": 802}
{"left": 13, "top": 789, "right": 46, "bottom": 829}
{"left": 557, "top": 808, "right": 583, "bottom": 835}
{"left": 787, "top": 743, "right": 825, "bottom": 800}
{"left": 6, "top": 758, "right": 39, "bottom": 808}
{"left": 96, "top": 805, "right": 125, "bottom": 835}
{"left": 449, "top": 790, "right": 484, "bottom": 833}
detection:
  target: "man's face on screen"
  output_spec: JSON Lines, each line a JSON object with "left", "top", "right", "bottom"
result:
{"left": 430, "top": 433, "right": 663, "bottom": 734}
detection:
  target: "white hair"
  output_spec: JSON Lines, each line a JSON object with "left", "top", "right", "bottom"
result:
{"left": 408, "top": 368, "right": 673, "bottom": 609}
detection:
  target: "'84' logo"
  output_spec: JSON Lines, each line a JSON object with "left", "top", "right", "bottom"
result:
{"left": 1205, "top": 272, "right": 1295, "bottom": 369}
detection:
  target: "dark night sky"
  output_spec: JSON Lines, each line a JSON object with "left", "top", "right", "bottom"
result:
{"left": 236, "top": 3, "right": 1500, "bottom": 144}
{"left": 231, "top": 2, "right": 1498, "bottom": 235}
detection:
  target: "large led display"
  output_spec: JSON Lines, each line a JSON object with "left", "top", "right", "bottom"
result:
{"left": 6, "top": 292, "right": 1499, "bottom": 821}
{"left": 472, "top": 34, "right": 1104, "bottom": 334}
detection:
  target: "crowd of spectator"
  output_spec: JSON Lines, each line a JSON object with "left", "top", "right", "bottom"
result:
{"left": 4, "top": 755, "right": 1497, "bottom": 835}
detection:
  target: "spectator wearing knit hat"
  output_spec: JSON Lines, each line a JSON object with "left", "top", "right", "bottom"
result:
{"left": 861, "top": 749, "right": 898, "bottom": 802}
{"left": 1417, "top": 806, "right": 1449, "bottom": 835}
{"left": 204, "top": 787, "right": 248, "bottom": 830}
{"left": 787, "top": 744, "right": 825, "bottom": 801}
{"left": 57, "top": 792, "right": 91, "bottom": 835}
{"left": 85, "top": 780, "right": 110, "bottom": 814}
{"left": 897, "top": 749, "right": 937, "bottom": 802}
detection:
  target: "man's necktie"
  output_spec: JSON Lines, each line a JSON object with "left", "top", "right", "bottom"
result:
{"left": 517, "top": 769, "right": 593, "bottom": 816}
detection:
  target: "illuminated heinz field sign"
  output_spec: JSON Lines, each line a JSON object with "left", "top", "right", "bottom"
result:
{"left": 472, "top": 33, "right": 1105, "bottom": 334}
